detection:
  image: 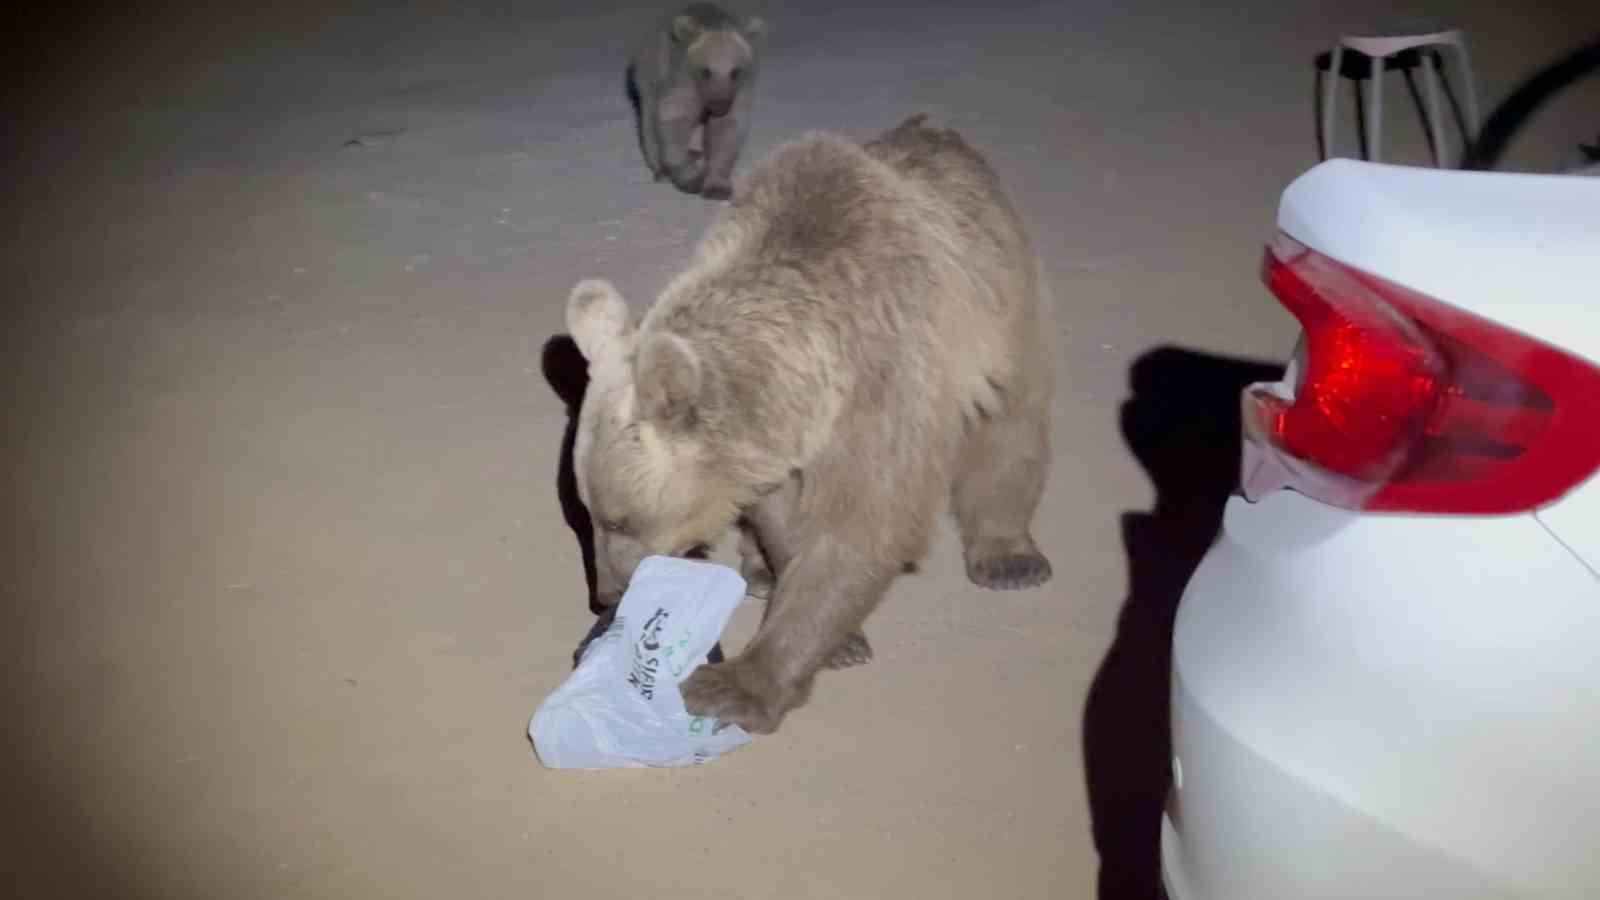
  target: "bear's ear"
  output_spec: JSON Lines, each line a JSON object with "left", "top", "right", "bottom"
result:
{"left": 742, "top": 17, "right": 765, "bottom": 40}
{"left": 634, "top": 332, "right": 703, "bottom": 431}
{"left": 566, "top": 279, "right": 631, "bottom": 364}
{"left": 671, "top": 14, "right": 703, "bottom": 44}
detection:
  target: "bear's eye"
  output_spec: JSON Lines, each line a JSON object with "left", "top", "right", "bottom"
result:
{"left": 730, "top": 67, "right": 742, "bottom": 81}
{"left": 699, "top": 67, "right": 712, "bottom": 80}
{"left": 599, "top": 518, "right": 630, "bottom": 535}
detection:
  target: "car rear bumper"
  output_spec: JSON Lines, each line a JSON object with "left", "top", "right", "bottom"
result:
{"left": 1162, "top": 490, "right": 1600, "bottom": 900}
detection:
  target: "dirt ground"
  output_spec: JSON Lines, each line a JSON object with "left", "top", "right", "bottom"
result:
{"left": 6, "top": 2, "right": 1597, "bottom": 898}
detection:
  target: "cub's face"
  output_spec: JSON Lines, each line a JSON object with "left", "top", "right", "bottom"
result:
{"left": 674, "top": 17, "right": 763, "bottom": 117}
{"left": 686, "top": 32, "right": 752, "bottom": 115}
{"left": 566, "top": 279, "right": 744, "bottom": 604}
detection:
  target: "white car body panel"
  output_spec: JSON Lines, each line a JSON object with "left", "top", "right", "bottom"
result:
{"left": 1537, "top": 475, "right": 1600, "bottom": 570}
{"left": 1163, "top": 159, "right": 1600, "bottom": 899}
{"left": 1276, "top": 159, "right": 1600, "bottom": 367}
{"left": 1164, "top": 492, "right": 1600, "bottom": 900}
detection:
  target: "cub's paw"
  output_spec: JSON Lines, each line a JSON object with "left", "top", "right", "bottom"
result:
{"left": 682, "top": 660, "right": 782, "bottom": 735}
{"left": 700, "top": 179, "right": 732, "bottom": 202}
{"left": 823, "top": 631, "right": 873, "bottom": 670}
{"left": 965, "top": 538, "right": 1053, "bottom": 590}
{"left": 671, "top": 171, "right": 706, "bottom": 195}
{"left": 668, "top": 153, "right": 707, "bottom": 195}
{"left": 655, "top": 149, "right": 702, "bottom": 183}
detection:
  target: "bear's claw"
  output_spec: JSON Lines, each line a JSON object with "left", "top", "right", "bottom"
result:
{"left": 682, "top": 659, "right": 782, "bottom": 735}
{"left": 966, "top": 542, "right": 1053, "bottom": 590}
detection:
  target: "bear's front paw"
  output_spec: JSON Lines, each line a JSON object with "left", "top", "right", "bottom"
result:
{"left": 682, "top": 659, "right": 783, "bottom": 734}
{"left": 965, "top": 537, "right": 1054, "bottom": 590}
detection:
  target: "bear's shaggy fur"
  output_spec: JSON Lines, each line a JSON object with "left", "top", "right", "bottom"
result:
{"left": 566, "top": 114, "right": 1053, "bottom": 734}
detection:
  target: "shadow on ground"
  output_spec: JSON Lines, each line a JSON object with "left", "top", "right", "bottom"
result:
{"left": 1084, "top": 345, "right": 1285, "bottom": 900}
{"left": 541, "top": 335, "right": 600, "bottom": 614}
{"left": 4, "top": 746, "right": 141, "bottom": 898}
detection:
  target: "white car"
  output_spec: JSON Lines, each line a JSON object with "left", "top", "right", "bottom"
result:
{"left": 1160, "top": 155, "right": 1600, "bottom": 899}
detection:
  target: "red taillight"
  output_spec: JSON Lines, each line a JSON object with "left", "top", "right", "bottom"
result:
{"left": 1243, "top": 234, "right": 1600, "bottom": 515}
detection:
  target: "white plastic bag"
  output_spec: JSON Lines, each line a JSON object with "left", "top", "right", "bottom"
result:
{"left": 529, "top": 555, "right": 752, "bottom": 769}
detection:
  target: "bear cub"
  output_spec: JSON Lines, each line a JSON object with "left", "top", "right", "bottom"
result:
{"left": 627, "top": 3, "right": 764, "bottom": 201}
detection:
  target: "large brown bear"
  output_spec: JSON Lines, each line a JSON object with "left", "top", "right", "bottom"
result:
{"left": 566, "top": 114, "right": 1053, "bottom": 735}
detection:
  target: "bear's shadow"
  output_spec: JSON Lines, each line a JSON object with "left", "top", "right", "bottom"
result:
{"left": 1084, "top": 345, "right": 1284, "bottom": 900}
{"left": 541, "top": 334, "right": 723, "bottom": 669}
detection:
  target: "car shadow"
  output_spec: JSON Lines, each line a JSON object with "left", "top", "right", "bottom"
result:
{"left": 540, "top": 334, "right": 724, "bottom": 668}
{"left": 1084, "top": 345, "right": 1285, "bottom": 900}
